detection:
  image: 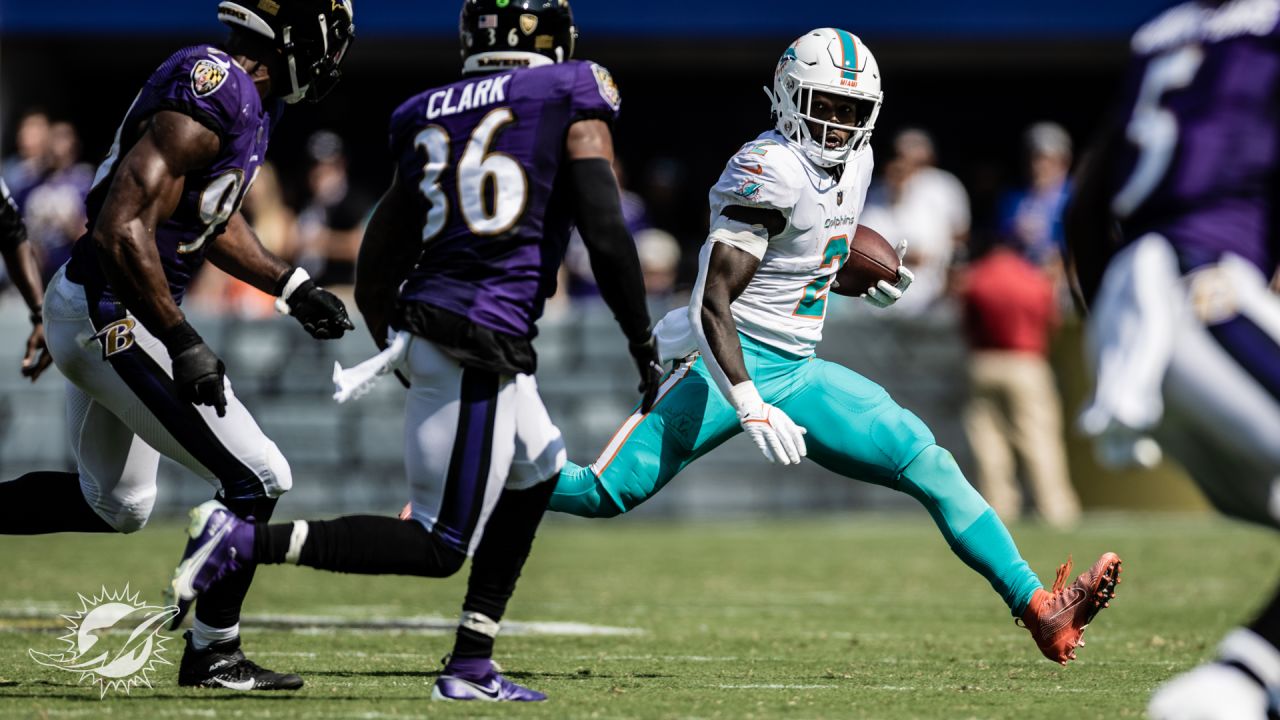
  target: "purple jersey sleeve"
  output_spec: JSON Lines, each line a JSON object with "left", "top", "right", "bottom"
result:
{"left": 1103, "top": 2, "right": 1280, "bottom": 275}
{"left": 151, "top": 46, "right": 251, "bottom": 141}
{"left": 569, "top": 62, "right": 622, "bottom": 123}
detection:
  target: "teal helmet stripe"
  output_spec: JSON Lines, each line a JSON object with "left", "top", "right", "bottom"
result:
{"left": 834, "top": 29, "right": 859, "bottom": 80}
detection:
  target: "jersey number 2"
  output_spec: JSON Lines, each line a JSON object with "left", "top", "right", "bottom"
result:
{"left": 415, "top": 108, "right": 529, "bottom": 242}
{"left": 794, "top": 235, "right": 850, "bottom": 319}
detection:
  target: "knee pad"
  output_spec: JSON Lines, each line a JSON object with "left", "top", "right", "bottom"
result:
{"left": 262, "top": 441, "right": 292, "bottom": 497}
{"left": 104, "top": 488, "right": 156, "bottom": 534}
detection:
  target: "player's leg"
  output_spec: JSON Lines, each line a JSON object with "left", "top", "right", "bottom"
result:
{"left": 0, "top": 384, "right": 149, "bottom": 534}
{"left": 53, "top": 285, "right": 299, "bottom": 689}
{"left": 962, "top": 354, "right": 1020, "bottom": 522}
{"left": 170, "top": 337, "right": 545, "bottom": 699}
{"left": 1003, "top": 354, "right": 1079, "bottom": 528}
{"left": 550, "top": 356, "right": 741, "bottom": 517}
{"left": 778, "top": 359, "right": 1120, "bottom": 664}
{"left": 435, "top": 373, "right": 563, "bottom": 702}
{"left": 0, "top": 270, "right": 152, "bottom": 534}
{"left": 1147, "top": 256, "right": 1280, "bottom": 718}
{"left": 174, "top": 338, "right": 503, "bottom": 585}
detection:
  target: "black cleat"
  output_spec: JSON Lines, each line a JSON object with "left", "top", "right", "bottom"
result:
{"left": 177, "top": 631, "right": 303, "bottom": 691}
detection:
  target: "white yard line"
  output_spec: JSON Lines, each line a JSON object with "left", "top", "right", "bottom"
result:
{"left": 243, "top": 612, "right": 644, "bottom": 636}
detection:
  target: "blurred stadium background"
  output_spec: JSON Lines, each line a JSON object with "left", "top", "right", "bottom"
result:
{"left": 0, "top": 0, "right": 1210, "bottom": 520}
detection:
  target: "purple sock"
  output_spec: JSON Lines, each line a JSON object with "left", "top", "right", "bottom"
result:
{"left": 444, "top": 656, "right": 492, "bottom": 680}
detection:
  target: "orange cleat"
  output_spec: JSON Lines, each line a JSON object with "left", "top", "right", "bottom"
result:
{"left": 1019, "top": 552, "right": 1122, "bottom": 665}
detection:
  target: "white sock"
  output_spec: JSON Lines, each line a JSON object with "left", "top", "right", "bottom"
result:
{"left": 1221, "top": 628, "right": 1280, "bottom": 687}
{"left": 191, "top": 619, "right": 240, "bottom": 650}
{"left": 460, "top": 610, "right": 500, "bottom": 639}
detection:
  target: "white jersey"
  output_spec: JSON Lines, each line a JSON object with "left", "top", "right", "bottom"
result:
{"left": 706, "top": 130, "right": 874, "bottom": 357}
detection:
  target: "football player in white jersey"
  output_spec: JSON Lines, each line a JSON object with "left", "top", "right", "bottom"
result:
{"left": 549, "top": 28, "right": 1123, "bottom": 665}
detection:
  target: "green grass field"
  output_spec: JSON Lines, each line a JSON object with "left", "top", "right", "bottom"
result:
{"left": 0, "top": 513, "right": 1274, "bottom": 719}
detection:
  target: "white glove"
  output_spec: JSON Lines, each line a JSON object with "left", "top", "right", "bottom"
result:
{"left": 730, "top": 382, "right": 807, "bottom": 465}
{"left": 863, "top": 238, "right": 914, "bottom": 309}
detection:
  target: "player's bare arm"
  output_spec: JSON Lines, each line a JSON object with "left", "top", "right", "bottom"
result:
{"left": 565, "top": 119, "right": 661, "bottom": 411}
{"left": 207, "top": 213, "right": 293, "bottom": 294}
{"left": 92, "top": 110, "right": 217, "bottom": 334}
{"left": 0, "top": 183, "right": 50, "bottom": 381}
{"left": 690, "top": 203, "right": 807, "bottom": 466}
{"left": 355, "top": 171, "right": 423, "bottom": 348}
{"left": 90, "top": 110, "right": 233, "bottom": 414}
{"left": 210, "top": 212, "right": 354, "bottom": 339}
{"left": 697, "top": 213, "right": 773, "bottom": 387}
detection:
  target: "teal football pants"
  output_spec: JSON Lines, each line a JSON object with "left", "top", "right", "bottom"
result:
{"left": 550, "top": 335, "right": 1043, "bottom": 615}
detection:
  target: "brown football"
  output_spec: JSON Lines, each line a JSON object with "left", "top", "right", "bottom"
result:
{"left": 832, "top": 224, "right": 900, "bottom": 297}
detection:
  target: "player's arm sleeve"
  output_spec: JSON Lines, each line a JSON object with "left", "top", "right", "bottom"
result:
{"left": 568, "top": 158, "right": 652, "bottom": 344}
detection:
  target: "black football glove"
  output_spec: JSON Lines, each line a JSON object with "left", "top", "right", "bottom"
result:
{"left": 286, "top": 280, "right": 356, "bottom": 340}
{"left": 172, "top": 343, "right": 227, "bottom": 417}
{"left": 628, "top": 336, "right": 664, "bottom": 414}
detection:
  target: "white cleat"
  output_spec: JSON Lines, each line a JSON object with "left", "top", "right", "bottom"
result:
{"left": 1150, "top": 629, "right": 1280, "bottom": 720}
{"left": 1148, "top": 663, "right": 1269, "bottom": 719}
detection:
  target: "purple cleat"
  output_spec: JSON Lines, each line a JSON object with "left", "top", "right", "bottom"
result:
{"left": 165, "top": 500, "right": 254, "bottom": 630}
{"left": 431, "top": 657, "right": 547, "bottom": 702}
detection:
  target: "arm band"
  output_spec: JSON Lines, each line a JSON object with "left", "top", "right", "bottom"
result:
{"left": 568, "top": 157, "right": 651, "bottom": 344}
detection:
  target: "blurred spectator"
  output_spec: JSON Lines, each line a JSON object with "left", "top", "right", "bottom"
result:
{"left": 20, "top": 121, "right": 93, "bottom": 282}
{"left": 959, "top": 239, "right": 1080, "bottom": 528}
{"left": 861, "top": 128, "right": 970, "bottom": 314}
{"left": 563, "top": 158, "right": 650, "bottom": 300}
{"left": 2, "top": 109, "right": 51, "bottom": 200}
{"left": 635, "top": 228, "right": 681, "bottom": 300}
{"left": 997, "top": 122, "right": 1073, "bottom": 269}
{"left": 295, "top": 131, "right": 370, "bottom": 288}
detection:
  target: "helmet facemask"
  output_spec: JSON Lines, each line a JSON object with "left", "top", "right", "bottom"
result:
{"left": 280, "top": 11, "right": 353, "bottom": 104}
{"left": 766, "top": 29, "right": 884, "bottom": 168}
{"left": 217, "top": 0, "right": 354, "bottom": 105}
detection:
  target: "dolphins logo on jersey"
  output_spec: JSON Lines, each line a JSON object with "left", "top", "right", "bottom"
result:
{"left": 734, "top": 179, "right": 764, "bottom": 201}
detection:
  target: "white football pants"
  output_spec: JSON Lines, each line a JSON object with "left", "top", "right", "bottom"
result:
{"left": 401, "top": 336, "right": 565, "bottom": 556}
{"left": 43, "top": 266, "right": 291, "bottom": 533}
{"left": 1084, "top": 234, "right": 1280, "bottom": 529}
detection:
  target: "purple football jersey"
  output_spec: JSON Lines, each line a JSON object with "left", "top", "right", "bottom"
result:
{"left": 390, "top": 60, "right": 622, "bottom": 343}
{"left": 67, "top": 44, "right": 279, "bottom": 303}
{"left": 1107, "top": 0, "right": 1280, "bottom": 273}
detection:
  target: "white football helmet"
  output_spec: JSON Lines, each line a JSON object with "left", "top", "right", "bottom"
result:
{"left": 766, "top": 28, "right": 883, "bottom": 167}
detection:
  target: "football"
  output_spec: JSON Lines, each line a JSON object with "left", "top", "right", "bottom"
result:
{"left": 832, "top": 224, "right": 900, "bottom": 297}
